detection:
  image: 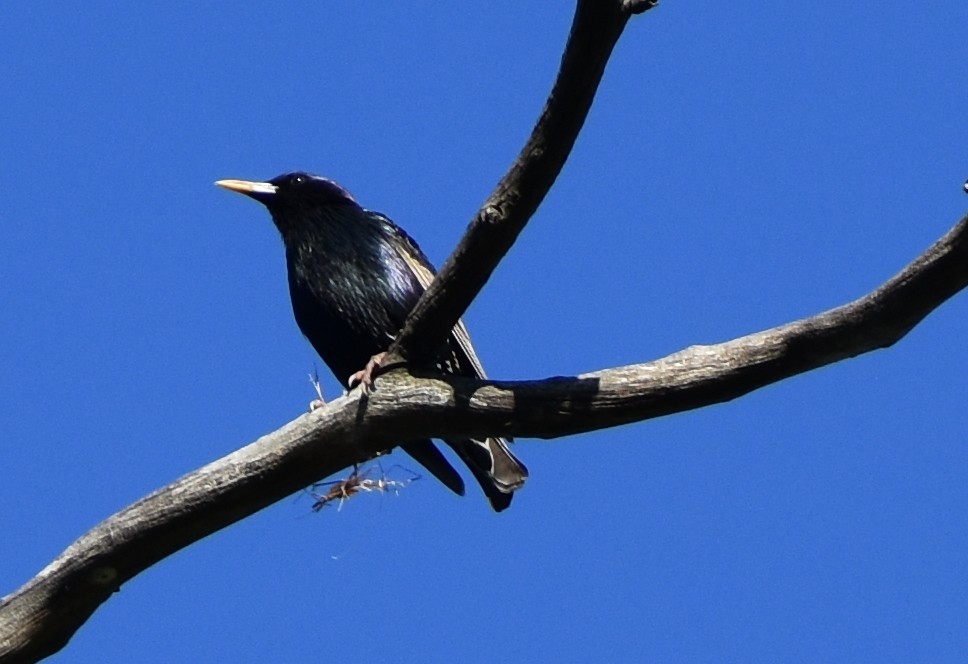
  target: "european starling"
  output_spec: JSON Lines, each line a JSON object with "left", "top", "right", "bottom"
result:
{"left": 216, "top": 172, "right": 528, "bottom": 511}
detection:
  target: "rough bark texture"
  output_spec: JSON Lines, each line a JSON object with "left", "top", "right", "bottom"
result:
{"left": 3, "top": 208, "right": 967, "bottom": 662}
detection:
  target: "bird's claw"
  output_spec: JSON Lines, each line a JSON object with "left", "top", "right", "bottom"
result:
{"left": 347, "top": 352, "right": 389, "bottom": 394}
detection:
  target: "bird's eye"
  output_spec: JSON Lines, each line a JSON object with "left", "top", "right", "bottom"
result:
{"left": 292, "top": 175, "right": 306, "bottom": 185}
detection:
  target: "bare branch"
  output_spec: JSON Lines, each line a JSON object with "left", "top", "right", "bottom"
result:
{"left": 391, "top": 0, "right": 658, "bottom": 366}
{"left": 3, "top": 209, "right": 966, "bottom": 662}
{"left": 1, "top": 2, "right": 668, "bottom": 660}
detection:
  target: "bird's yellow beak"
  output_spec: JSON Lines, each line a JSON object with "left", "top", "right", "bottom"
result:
{"left": 215, "top": 179, "right": 278, "bottom": 196}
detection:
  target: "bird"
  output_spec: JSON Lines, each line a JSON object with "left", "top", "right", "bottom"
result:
{"left": 216, "top": 171, "right": 528, "bottom": 511}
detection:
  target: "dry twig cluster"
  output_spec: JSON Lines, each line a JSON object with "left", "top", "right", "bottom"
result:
{"left": 309, "top": 464, "right": 419, "bottom": 512}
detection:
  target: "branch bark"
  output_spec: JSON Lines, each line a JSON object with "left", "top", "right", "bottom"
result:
{"left": 3, "top": 210, "right": 967, "bottom": 662}
{"left": 1, "top": 1, "right": 661, "bottom": 661}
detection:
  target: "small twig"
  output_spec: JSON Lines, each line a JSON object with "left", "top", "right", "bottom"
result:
{"left": 309, "top": 367, "right": 325, "bottom": 411}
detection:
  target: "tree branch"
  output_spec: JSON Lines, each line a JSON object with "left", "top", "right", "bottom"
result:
{"left": 3, "top": 209, "right": 967, "bottom": 662}
{"left": 390, "top": 0, "right": 658, "bottom": 366}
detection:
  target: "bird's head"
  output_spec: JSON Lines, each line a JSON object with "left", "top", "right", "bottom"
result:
{"left": 216, "top": 171, "right": 359, "bottom": 234}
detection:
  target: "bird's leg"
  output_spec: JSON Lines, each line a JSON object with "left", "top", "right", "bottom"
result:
{"left": 347, "top": 351, "right": 389, "bottom": 393}
{"left": 308, "top": 369, "right": 325, "bottom": 411}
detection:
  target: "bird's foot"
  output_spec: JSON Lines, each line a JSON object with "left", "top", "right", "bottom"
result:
{"left": 347, "top": 352, "right": 389, "bottom": 394}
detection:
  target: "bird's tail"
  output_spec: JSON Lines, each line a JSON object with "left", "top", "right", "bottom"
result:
{"left": 445, "top": 437, "right": 528, "bottom": 512}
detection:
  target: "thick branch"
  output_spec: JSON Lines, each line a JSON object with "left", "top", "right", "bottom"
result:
{"left": 3, "top": 209, "right": 966, "bottom": 663}
{"left": 390, "top": 0, "right": 658, "bottom": 366}
{"left": 0, "top": 2, "right": 664, "bottom": 660}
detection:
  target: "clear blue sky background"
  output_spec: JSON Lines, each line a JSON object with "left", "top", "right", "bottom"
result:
{"left": 2, "top": 3, "right": 967, "bottom": 662}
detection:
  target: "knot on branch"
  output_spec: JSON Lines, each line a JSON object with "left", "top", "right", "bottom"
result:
{"left": 624, "top": 0, "right": 659, "bottom": 16}
{"left": 481, "top": 205, "right": 503, "bottom": 226}
{"left": 88, "top": 566, "right": 119, "bottom": 587}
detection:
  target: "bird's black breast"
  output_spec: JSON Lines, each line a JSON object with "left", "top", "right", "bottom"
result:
{"left": 284, "top": 206, "right": 424, "bottom": 384}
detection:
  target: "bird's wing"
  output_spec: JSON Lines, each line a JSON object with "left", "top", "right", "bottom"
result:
{"left": 448, "top": 315, "right": 488, "bottom": 379}
{"left": 369, "top": 211, "right": 527, "bottom": 510}
{"left": 370, "top": 211, "right": 488, "bottom": 379}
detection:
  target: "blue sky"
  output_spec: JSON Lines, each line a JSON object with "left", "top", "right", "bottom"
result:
{"left": 2, "top": 3, "right": 967, "bottom": 662}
